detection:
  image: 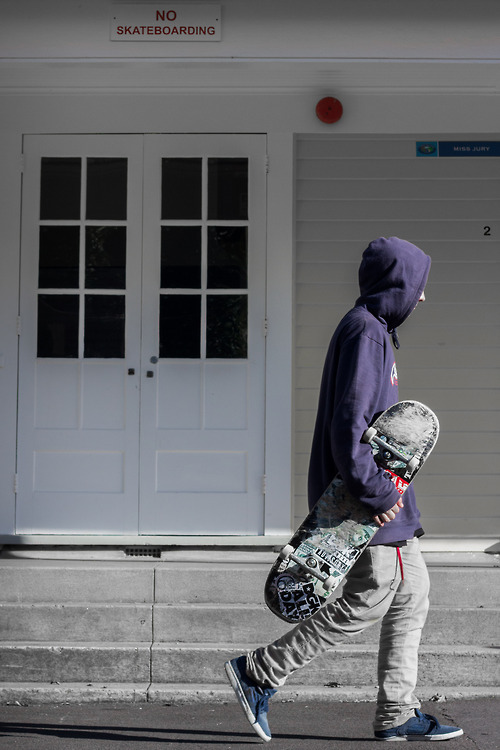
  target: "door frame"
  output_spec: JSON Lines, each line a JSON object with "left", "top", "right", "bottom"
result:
{"left": 12, "top": 132, "right": 295, "bottom": 543}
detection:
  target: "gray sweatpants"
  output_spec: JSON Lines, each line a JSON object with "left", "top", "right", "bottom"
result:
{"left": 246, "top": 537, "right": 430, "bottom": 731}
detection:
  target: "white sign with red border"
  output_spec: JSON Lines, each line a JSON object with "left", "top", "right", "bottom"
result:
{"left": 110, "top": 4, "right": 221, "bottom": 41}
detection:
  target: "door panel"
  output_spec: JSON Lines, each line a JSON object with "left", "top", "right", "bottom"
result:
{"left": 17, "top": 135, "right": 143, "bottom": 534}
{"left": 139, "top": 135, "right": 267, "bottom": 534}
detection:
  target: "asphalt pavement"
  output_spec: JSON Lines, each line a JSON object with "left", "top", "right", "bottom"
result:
{"left": 0, "top": 698, "right": 498, "bottom": 749}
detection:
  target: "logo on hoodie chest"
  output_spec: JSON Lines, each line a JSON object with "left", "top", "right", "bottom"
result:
{"left": 391, "top": 362, "right": 398, "bottom": 387}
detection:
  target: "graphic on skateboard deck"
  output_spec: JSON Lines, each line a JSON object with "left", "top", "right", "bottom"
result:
{"left": 265, "top": 400, "right": 439, "bottom": 623}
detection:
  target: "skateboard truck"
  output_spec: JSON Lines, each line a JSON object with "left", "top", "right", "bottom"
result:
{"left": 279, "top": 544, "right": 337, "bottom": 592}
{"left": 362, "top": 427, "right": 419, "bottom": 474}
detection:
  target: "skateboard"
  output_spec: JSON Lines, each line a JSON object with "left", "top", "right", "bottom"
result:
{"left": 265, "top": 400, "right": 439, "bottom": 623}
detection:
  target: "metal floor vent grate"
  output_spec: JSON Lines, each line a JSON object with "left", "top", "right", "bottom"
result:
{"left": 124, "top": 546, "right": 162, "bottom": 558}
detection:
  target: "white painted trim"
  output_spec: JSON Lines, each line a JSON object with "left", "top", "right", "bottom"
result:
{"left": 1, "top": 536, "right": 497, "bottom": 555}
{"left": 1, "top": 60, "right": 498, "bottom": 97}
{"left": 263, "top": 132, "right": 295, "bottom": 535}
{"left": 419, "top": 538, "right": 499, "bottom": 554}
{"left": 0, "top": 134, "right": 22, "bottom": 536}
{"left": 1, "top": 91, "right": 499, "bottom": 138}
{"left": 0, "top": 535, "right": 288, "bottom": 547}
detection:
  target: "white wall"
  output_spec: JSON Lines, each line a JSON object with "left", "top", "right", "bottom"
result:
{"left": 1, "top": 0, "right": 498, "bottom": 60}
{"left": 0, "top": 0, "right": 498, "bottom": 542}
{"left": 294, "top": 134, "right": 500, "bottom": 541}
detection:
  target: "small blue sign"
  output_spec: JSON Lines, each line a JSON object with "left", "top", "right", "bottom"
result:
{"left": 438, "top": 141, "right": 500, "bottom": 157}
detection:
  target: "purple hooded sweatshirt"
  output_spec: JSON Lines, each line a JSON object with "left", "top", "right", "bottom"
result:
{"left": 307, "top": 237, "right": 431, "bottom": 545}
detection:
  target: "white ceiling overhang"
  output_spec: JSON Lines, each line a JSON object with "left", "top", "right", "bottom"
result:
{"left": 0, "top": 58, "right": 498, "bottom": 94}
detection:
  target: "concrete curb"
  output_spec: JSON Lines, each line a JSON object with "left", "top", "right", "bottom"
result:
{"left": 1, "top": 682, "right": 500, "bottom": 706}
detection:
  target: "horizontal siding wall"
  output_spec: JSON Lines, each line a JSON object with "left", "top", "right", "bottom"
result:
{"left": 294, "top": 135, "right": 500, "bottom": 539}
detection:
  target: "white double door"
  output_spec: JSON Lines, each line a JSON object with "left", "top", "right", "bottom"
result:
{"left": 17, "top": 134, "right": 267, "bottom": 535}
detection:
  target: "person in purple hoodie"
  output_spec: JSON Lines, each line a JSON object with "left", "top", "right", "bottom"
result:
{"left": 225, "top": 237, "right": 463, "bottom": 742}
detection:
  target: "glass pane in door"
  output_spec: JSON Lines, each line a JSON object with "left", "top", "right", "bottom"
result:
{"left": 207, "top": 294, "right": 248, "bottom": 358}
{"left": 86, "top": 158, "right": 128, "bottom": 220}
{"left": 162, "top": 158, "right": 202, "bottom": 220}
{"left": 207, "top": 157, "right": 248, "bottom": 220}
{"left": 159, "top": 294, "right": 201, "bottom": 358}
{"left": 40, "top": 157, "right": 81, "bottom": 220}
{"left": 38, "top": 226, "right": 80, "bottom": 288}
{"left": 161, "top": 226, "right": 201, "bottom": 288}
{"left": 207, "top": 226, "right": 247, "bottom": 289}
{"left": 85, "top": 226, "right": 127, "bottom": 289}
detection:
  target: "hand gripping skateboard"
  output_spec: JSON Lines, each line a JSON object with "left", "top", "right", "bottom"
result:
{"left": 264, "top": 400, "right": 439, "bottom": 623}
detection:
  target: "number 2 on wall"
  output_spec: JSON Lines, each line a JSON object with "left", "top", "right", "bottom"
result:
{"left": 483, "top": 226, "right": 491, "bottom": 236}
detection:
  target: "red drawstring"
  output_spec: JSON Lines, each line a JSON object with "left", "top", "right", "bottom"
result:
{"left": 397, "top": 547, "right": 404, "bottom": 581}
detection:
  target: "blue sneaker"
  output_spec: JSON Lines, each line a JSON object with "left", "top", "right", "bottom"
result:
{"left": 374, "top": 709, "right": 464, "bottom": 741}
{"left": 225, "top": 656, "right": 277, "bottom": 742}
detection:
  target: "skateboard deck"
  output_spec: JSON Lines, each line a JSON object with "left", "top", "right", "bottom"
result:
{"left": 265, "top": 400, "right": 439, "bottom": 623}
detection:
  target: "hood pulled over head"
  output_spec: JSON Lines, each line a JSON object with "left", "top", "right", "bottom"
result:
{"left": 356, "top": 237, "right": 431, "bottom": 331}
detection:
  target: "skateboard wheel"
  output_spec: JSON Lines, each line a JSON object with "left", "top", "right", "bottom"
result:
{"left": 408, "top": 457, "right": 419, "bottom": 473}
{"left": 276, "top": 575, "right": 295, "bottom": 591}
{"left": 363, "top": 427, "right": 377, "bottom": 443}
{"left": 323, "top": 576, "right": 336, "bottom": 592}
{"left": 279, "top": 544, "right": 294, "bottom": 561}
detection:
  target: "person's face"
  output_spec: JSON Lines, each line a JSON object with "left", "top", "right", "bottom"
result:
{"left": 412, "top": 290, "right": 426, "bottom": 315}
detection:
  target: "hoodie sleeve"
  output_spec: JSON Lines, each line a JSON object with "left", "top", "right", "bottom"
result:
{"left": 330, "top": 327, "right": 401, "bottom": 515}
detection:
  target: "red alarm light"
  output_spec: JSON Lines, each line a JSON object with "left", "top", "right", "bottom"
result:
{"left": 316, "top": 97, "right": 343, "bottom": 124}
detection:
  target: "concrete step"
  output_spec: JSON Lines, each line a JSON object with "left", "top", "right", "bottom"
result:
{"left": 0, "top": 642, "right": 150, "bottom": 683}
{"left": 154, "top": 643, "right": 500, "bottom": 687}
{"left": 1, "top": 642, "right": 498, "bottom": 688}
{"left": 0, "top": 603, "right": 152, "bottom": 642}
{"left": 1, "top": 601, "right": 496, "bottom": 646}
{"left": 0, "top": 600, "right": 495, "bottom": 648}
{"left": 152, "top": 604, "right": 499, "bottom": 647}
{"left": 1, "top": 555, "right": 498, "bottom": 607}
{"left": 155, "top": 561, "right": 500, "bottom": 608}
{"left": 0, "top": 560, "right": 155, "bottom": 603}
